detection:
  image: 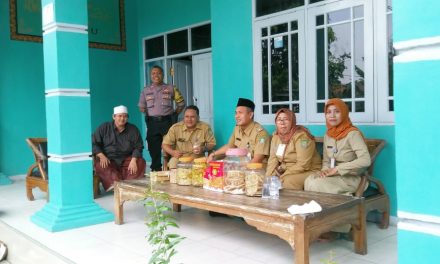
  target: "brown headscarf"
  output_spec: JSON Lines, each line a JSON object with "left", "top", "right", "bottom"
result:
{"left": 274, "top": 108, "right": 314, "bottom": 144}
{"left": 325, "top": 98, "right": 362, "bottom": 140}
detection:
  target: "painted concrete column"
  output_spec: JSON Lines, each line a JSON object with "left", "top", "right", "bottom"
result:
{"left": 32, "top": 0, "right": 112, "bottom": 232}
{"left": 394, "top": 1, "right": 440, "bottom": 262}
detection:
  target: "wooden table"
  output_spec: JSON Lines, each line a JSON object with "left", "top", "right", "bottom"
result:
{"left": 114, "top": 179, "right": 367, "bottom": 264}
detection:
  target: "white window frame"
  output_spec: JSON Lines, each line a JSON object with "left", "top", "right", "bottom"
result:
{"left": 375, "top": 0, "right": 394, "bottom": 123}
{"left": 142, "top": 21, "right": 212, "bottom": 86}
{"left": 306, "top": 0, "right": 374, "bottom": 123}
{"left": 252, "top": 0, "right": 394, "bottom": 125}
{"left": 253, "top": 10, "right": 306, "bottom": 124}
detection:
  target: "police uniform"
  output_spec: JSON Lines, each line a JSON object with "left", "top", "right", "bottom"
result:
{"left": 266, "top": 131, "right": 321, "bottom": 190}
{"left": 163, "top": 121, "right": 216, "bottom": 169}
{"left": 138, "top": 83, "right": 185, "bottom": 171}
{"left": 227, "top": 121, "right": 270, "bottom": 162}
{"left": 304, "top": 130, "right": 371, "bottom": 195}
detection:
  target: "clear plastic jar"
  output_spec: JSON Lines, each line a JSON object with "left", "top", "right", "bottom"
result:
{"left": 223, "top": 148, "right": 249, "bottom": 194}
{"left": 245, "top": 163, "right": 265, "bottom": 196}
{"left": 177, "top": 156, "right": 193, "bottom": 185}
{"left": 192, "top": 157, "right": 207, "bottom": 187}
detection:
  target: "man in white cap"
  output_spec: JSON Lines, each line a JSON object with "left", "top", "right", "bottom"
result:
{"left": 92, "top": 105, "right": 146, "bottom": 191}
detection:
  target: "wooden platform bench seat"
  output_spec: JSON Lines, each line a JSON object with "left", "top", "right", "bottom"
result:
{"left": 114, "top": 179, "right": 367, "bottom": 264}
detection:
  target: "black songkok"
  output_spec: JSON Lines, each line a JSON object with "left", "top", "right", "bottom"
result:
{"left": 236, "top": 98, "right": 255, "bottom": 112}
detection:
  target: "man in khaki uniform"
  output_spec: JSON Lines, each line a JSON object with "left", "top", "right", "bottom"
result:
{"left": 162, "top": 105, "right": 216, "bottom": 169}
{"left": 208, "top": 98, "right": 270, "bottom": 163}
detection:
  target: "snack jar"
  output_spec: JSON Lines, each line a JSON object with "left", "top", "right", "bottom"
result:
{"left": 177, "top": 156, "right": 193, "bottom": 185}
{"left": 245, "top": 163, "right": 265, "bottom": 196}
{"left": 223, "top": 148, "right": 249, "bottom": 194}
{"left": 192, "top": 157, "right": 207, "bottom": 187}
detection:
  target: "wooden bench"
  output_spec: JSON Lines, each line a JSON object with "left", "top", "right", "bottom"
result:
{"left": 114, "top": 179, "right": 367, "bottom": 264}
{"left": 314, "top": 137, "right": 389, "bottom": 228}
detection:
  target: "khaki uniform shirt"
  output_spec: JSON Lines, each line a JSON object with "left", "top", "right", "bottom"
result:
{"left": 266, "top": 131, "right": 322, "bottom": 176}
{"left": 138, "top": 84, "right": 185, "bottom": 116}
{"left": 163, "top": 121, "right": 216, "bottom": 158}
{"left": 323, "top": 131, "right": 371, "bottom": 176}
{"left": 227, "top": 121, "right": 270, "bottom": 160}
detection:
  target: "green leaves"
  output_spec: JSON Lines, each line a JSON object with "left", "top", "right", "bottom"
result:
{"left": 142, "top": 185, "right": 185, "bottom": 264}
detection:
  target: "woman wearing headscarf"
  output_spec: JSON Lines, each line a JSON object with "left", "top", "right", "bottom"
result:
{"left": 266, "top": 108, "right": 321, "bottom": 190}
{"left": 305, "top": 98, "right": 371, "bottom": 195}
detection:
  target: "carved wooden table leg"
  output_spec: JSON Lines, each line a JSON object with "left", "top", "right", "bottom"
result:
{"left": 172, "top": 203, "right": 181, "bottom": 212}
{"left": 114, "top": 183, "right": 124, "bottom": 225}
{"left": 294, "top": 216, "right": 310, "bottom": 264}
{"left": 353, "top": 201, "right": 367, "bottom": 255}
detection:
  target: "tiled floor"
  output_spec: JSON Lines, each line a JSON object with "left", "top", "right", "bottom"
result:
{"left": 0, "top": 176, "right": 397, "bottom": 264}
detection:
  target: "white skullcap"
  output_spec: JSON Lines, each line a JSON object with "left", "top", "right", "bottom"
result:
{"left": 113, "top": 105, "right": 128, "bottom": 115}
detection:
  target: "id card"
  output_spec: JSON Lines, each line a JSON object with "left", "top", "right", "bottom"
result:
{"left": 276, "top": 144, "right": 286, "bottom": 157}
{"left": 330, "top": 158, "right": 336, "bottom": 168}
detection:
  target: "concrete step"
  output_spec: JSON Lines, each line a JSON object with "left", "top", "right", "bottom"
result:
{"left": 0, "top": 220, "right": 73, "bottom": 264}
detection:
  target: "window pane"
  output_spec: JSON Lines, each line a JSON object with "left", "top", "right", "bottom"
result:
{"left": 272, "top": 104, "right": 289, "bottom": 114}
{"left": 309, "top": 0, "right": 324, "bottom": 4}
{"left": 355, "top": 101, "right": 364, "bottom": 112}
{"left": 145, "top": 36, "right": 164, "bottom": 60}
{"left": 388, "top": 100, "right": 394, "bottom": 111}
{"left": 387, "top": 0, "right": 392, "bottom": 12}
{"left": 317, "top": 102, "right": 325, "bottom": 113}
{"left": 271, "top": 23, "right": 288, "bottom": 35}
{"left": 291, "top": 21, "right": 298, "bottom": 31}
{"left": 328, "top": 24, "right": 352, "bottom": 99}
{"left": 327, "top": 8, "right": 350, "bottom": 24}
{"left": 316, "top": 15, "right": 324, "bottom": 26}
{"left": 316, "top": 28, "right": 325, "bottom": 100}
{"left": 291, "top": 104, "right": 300, "bottom": 113}
{"left": 191, "top": 24, "right": 211, "bottom": 51}
{"left": 167, "top": 30, "right": 188, "bottom": 55}
{"left": 353, "top": 5, "right": 363, "bottom": 19}
{"left": 263, "top": 105, "right": 269, "bottom": 114}
{"left": 271, "top": 36, "right": 289, "bottom": 102}
{"left": 262, "top": 39, "right": 269, "bottom": 102}
{"left": 354, "top": 20, "right": 364, "bottom": 98}
{"left": 387, "top": 14, "right": 394, "bottom": 98}
{"left": 262, "top": 27, "right": 268, "bottom": 37}
{"left": 256, "top": 0, "right": 304, "bottom": 17}
{"left": 291, "top": 33, "right": 299, "bottom": 101}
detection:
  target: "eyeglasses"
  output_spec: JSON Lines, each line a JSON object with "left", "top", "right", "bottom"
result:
{"left": 276, "top": 118, "right": 290, "bottom": 123}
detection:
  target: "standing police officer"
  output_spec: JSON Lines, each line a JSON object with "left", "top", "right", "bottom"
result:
{"left": 138, "top": 65, "right": 185, "bottom": 171}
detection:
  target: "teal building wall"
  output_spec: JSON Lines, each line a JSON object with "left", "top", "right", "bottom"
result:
{"left": 0, "top": 0, "right": 141, "bottom": 176}
{"left": 394, "top": 0, "right": 440, "bottom": 262}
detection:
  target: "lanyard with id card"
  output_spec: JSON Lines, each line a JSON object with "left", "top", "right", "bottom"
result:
{"left": 276, "top": 144, "right": 286, "bottom": 157}
{"left": 330, "top": 146, "right": 337, "bottom": 168}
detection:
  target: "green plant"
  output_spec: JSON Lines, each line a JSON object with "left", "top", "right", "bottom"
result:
{"left": 321, "top": 250, "right": 338, "bottom": 264}
{"left": 143, "top": 186, "right": 185, "bottom": 264}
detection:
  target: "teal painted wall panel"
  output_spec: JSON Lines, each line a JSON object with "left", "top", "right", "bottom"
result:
{"left": 0, "top": 0, "right": 141, "bottom": 175}
{"left": 0, "top": 0, "right": 46, "bottom": 175}
{"left": 399, "top": 230, "right": 440, "bottom": 263}
{"left": 43, "top": 31, "right": 89, "bottom": 89}
{"left": 46, "top": 97, "right": 92, "bottom": 154}
{"left": 211, "top": 0, "right": 253, "bottom": 145}
{"left": 395, "top": 61, "right": 440, "bottom": 217}
{"left": 48, "top": 160, "right": 93, "bottom": 206}
{"left": 394, "top": 0, "right": 440, "bottom": 42}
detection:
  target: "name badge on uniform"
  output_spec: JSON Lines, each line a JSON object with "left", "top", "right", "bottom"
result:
{"left": 178, "top": 138, "right": 185, "bottom": 142}
{"left": 330, "top": 158, "right": 336, "bottom": 168}
{"left": 276, "top": 144, "right": 286, "bottom": 157}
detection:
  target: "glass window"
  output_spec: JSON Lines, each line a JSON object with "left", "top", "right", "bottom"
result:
{"left": 256, "top": 0, "right": 304, "bottom": 17}
{"left": 309, "top": 0, "right": 324, "bottom": 3}
{"left": 167, "top": 30, "right": 188, "bottom": 55}
{"left": 191, "top": 24, "right": 211, "bottom": 51}
{"left": 145, "top": 36, "right": 164, "bottom": 60}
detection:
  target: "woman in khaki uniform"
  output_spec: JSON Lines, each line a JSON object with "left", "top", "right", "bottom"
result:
{"left": 266, "top": 108, "right": 321, "bottom": 190}
{"left": 304, "top": 98, "right": 371, "bottom": 195}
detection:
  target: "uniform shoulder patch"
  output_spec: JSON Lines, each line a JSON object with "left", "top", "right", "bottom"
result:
{"left": 300, "top": 139, "right": 310, "bottom": 149}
